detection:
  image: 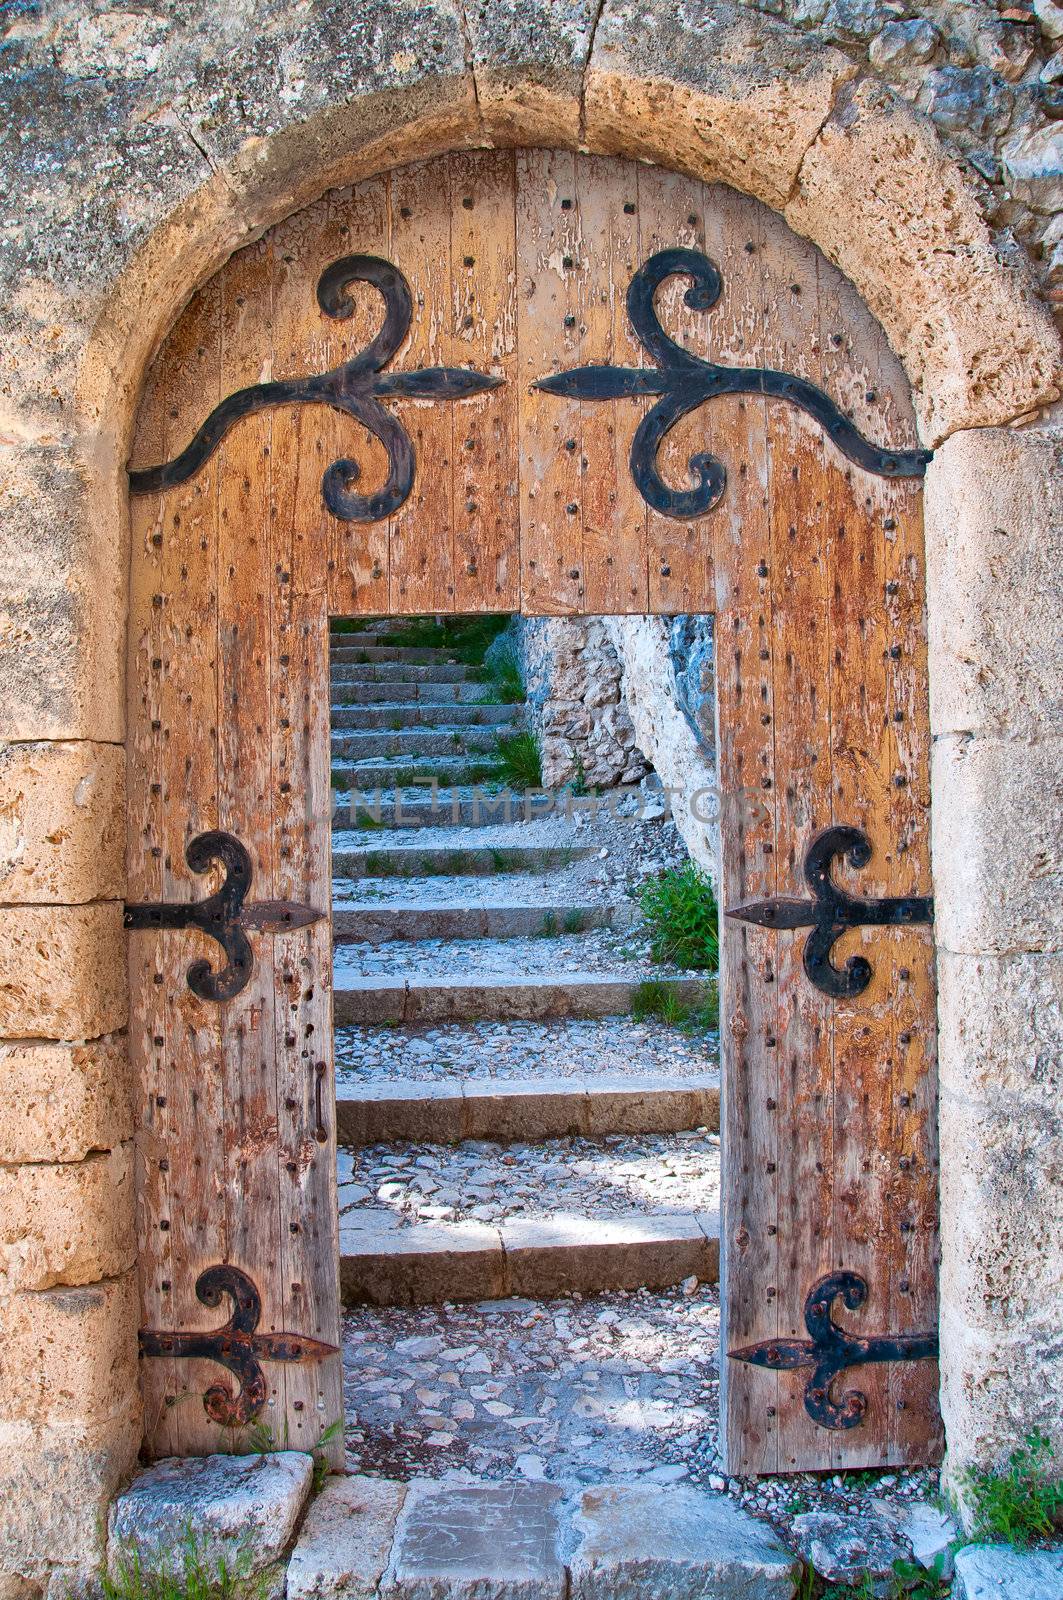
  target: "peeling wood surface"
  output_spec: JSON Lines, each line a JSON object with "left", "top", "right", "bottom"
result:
{"left": 128, "top": 148, "right": 939, "bottom": 1473}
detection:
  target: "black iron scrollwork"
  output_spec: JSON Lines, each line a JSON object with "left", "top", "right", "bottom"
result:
{"left": 139, "top": 1264, "right": 338, "bottom": 1427}
{"left": 725, "top": 824, "right": 933, "bottom": 999}
{"left": 129, "top": 255, "right": 502, "bottom": 522}
{"left": 729, "top": 1271, "right": 938, "bottom": 1431}
{"left": 534, "top": 248, "right": 931, "bottom": 519}
{"left": 124, "top": 829, "right": 322, "bottom": 1002}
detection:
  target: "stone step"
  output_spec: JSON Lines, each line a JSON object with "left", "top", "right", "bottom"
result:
{"left": 331, "top": 841, "right": 593, "bottom": 877}
{"left": 288, "top": 1478, "right": 797, "bottom": 1600}
{"left": 333, "top": 971, "right": 711, "bottom": 1025}
{"left": 332, "top": 757, "right": 505, "bottom": 790}
{"left": 331, "top": 788, "right": 556, "bottom": 828}
{"left": 332, "top": 899, "right": 633, "bottom": 944}
{"left": 331, "top": 702, "right": 520, "bottom": 729}
{"left": 333, "top": 682, "right": 506, "bottom": 705}
{"left": 329, "top": 644, "right": 468, "bottom": 664}
{"left": 331, "top": 661, "right": 477, "bottom": 684}
{"left": 340, "top": 1211, "right": 719, "bottom": 1304}
{"left": 331, "top": 726, "right": 518, "bottom": 760}
{"left": 335, "top": 1073, "right": 720, "bottom": 1144}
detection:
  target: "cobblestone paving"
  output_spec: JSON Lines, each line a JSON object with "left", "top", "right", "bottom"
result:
{"left": 335, "top": 1016, "right": 718, "bottom": 1087}
{"left": 337, "top": 1131, "right": 721, "bottom": 1226}
{"left": 342, "top": 1285, "right": 937, "bottom": 1532}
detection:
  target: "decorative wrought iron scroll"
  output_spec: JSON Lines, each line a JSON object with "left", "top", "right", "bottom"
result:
{"left": 124, "top": 829, "right": 322, "bottom": 1002}
{"left": 725, "top": 824, "right": 933, "bottom": 999}
{"left": 139, "top": 1265, "right": 338, "bottom": 1427}
{"left": 729, "top": 1271, "right": 939, "bottom": 1431}
{"left": 129, "top": 255, "right": 502, "bottom": 521}
{"left": 533, "top": 248, "right": 931, "bottom": 518}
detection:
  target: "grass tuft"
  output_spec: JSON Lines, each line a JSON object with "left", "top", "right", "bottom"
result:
{"left": 630, "top": 977, "right": 718, "bottom": 1032}
{"left": 638, "top": 860, "right": 719, "bottom": 970}
{"left": 494, "top": 730, "right": 542, "bottom": 791}
{"left": 962, "top": 1429, "right": 1063, "bottom": 1548}
{"left": 103, "top": 1526, "right": 263, "bottom": 1600}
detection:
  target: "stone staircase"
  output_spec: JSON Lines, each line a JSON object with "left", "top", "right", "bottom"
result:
{"left": 329, "top": 618, "right": 721, "bottom": 1326}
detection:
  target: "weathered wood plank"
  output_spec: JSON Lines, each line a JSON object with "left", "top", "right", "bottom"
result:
{"left": 516, "top": 148, "right": 585, "bottom": 615}
{"left": 388, "top": 160, "right": 457, "bottom": 615}
{"left": 449, "top": 149, "right": 520, "bottom": 613}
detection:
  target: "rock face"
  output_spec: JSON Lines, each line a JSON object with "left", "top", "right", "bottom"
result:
{"left": 514, "top": 619, "right": 650, "bottom": 792}
{"left": 791, "top": 1509, "right": 914, "bottom": 1597}
{"left": 108, "top": 1452, "right": 313, "bottom": 1582}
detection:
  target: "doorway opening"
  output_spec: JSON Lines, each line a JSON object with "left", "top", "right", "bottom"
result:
{"left": 328, "top": 610, "right": 725, "bottom": 1485}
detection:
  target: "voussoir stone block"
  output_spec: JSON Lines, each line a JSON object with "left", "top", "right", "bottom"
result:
{"left": 0, "top": 1035, "right": 131, "bottom": 1163}
{"left": 925, "top": 428, "right": 1063, "bottom": 740}
{"left": 109, "top": 1451, "right": 313, "bottom": 1582}
{"left": 953, "top": 1542, "right": 1063, "bottom": 1599}
{"left": 566, "top": 1482, "right": 798, "bottom": 1600}
{"left": 0, "top": 1143, "right": 134, "bottom": 1294}
{"left": 931, "top": 730, "right": 1063, "bottom": 955}
{"left": 383, "top": 1480, "right": 566, "bottom": 1600}
{"left": 286, "top": 1475, "right": 406, "bottom": 1600}
{"left": 585, "top": 0, "right": 855, "bottom": 210}
{"left": 467, "top": 1, "right": 596, "bottom": 147}
{"left": 0, "top": 1271, "right": 138, "bottom": 1428}
{"left": 786, "top": 77, "right": 1062, "bottom": 442}
{"left": 0, "top": 740, "right": 124, "bottom": 903}
{"left": 0, "top": 901, "right": 126, "bottom": 1039}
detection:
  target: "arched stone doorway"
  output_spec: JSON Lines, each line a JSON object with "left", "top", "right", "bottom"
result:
{"left": 126, "top": 146, "right": 940, "bottom": 1476}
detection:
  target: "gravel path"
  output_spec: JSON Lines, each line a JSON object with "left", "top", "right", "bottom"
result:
{"left": 337, "top": 1131, "right": 721, "bottom": 1227}
{"left": 335, "top": 1016, "right": 719, "bottom": 1087}
{"left": 331, "top": 925, "right": 714, "bottom": 983}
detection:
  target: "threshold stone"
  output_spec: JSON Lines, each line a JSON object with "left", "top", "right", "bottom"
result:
{"left": 287, "top": 1476, "right": 406, "bottom": 1600}
{"left": 953, "top": 1543, "right": 1063, "bottom": 1599}
{"left": 108, "top": 1450, "right": 313, "bottom": 1581}
{"left": 791, "top": 1509, "right": 912, "bottom": 1597}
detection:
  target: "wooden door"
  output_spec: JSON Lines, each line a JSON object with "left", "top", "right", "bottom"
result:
{"left": 127, "top": 149, "right": 940, "bottom": 1472}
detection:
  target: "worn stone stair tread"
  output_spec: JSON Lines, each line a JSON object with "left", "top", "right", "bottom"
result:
{"left": 333, "top": 820, "right": 592, "bottom": 852}
{"left": 332, "top": 757, "right": 506, "bottom": 788}
{"left": 331, "top": 726, "right": 521, "bottom": 758}
{"left": 330, "top": 661, "right": 477, "bottom": 683}
{"left": 335, "top": 1072, "right": 721, "bottom": 1143}
{"left": 287, "top": 1478, "right": 796, "bottom": 1600}
{"left": 340, "top": 1209, "right": 720, "bottom": 1304}
{"left": 330, "top": 644, "right": 469, "bottom": 663}
{"left": 333, "top": 903, "right": 633, "bottom": 945}
{"left": 332, "top": 842, "right": 597, "bottom": 877}
{"left": 332, "top": 681, "right": 508, "bottom": 705}
{"left": 332, "top": 701, "right": 521, "bottom": 729}
{"left": 333, "top": 970, "right": 709, "bottom": 1025}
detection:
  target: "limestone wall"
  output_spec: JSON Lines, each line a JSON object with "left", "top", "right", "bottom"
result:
{"left": 0, "top": 0, "right": 1060, "bottom": 1583}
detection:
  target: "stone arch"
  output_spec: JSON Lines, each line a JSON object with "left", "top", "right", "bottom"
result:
{"left": 3, "top": 3, "right": 1060, "bottom": 1585}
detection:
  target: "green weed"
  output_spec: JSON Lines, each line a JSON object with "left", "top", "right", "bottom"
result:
{"left": 630, "top": 977, "right": 719, "bottom": 1032}
{"left": 638, "top": 860, "right": 720, "bottom": 970}
{"left": 889, "top": 1553, "right": 951, "bottom": 1599}
{"left": 494, "top": 731, "right": 542, "bottom": 791}
{"left": 537, "top": 911, "right": 559, "bottom": 938}
{"left": 961, "top": 1429, "right": 1063, "bottom": 1547}
{"left": 563, "top": 909, "right": 586, "bottom": 934}
{"left": 476, "top": 637, "right": 526, "bottom": 702}
{"left": 103, "top": 1526, "right": 264, "bottom": 1600}
{"left": 311, "top": 1419, "right": 344, "bottom": 1493}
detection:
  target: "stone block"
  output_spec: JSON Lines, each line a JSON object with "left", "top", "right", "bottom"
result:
{"left": 582, "top": 1077, "right": 720, "bottom": 1136}
{"left": 466, "top": 1, "right": 595, "bottom": 147}
{"left": 585, "top": 1, "right": 855, "bottom": 210}
{"left": 0, "top": 1035, "right": 131, "bottom": 1163}
{"left": 0, "top": 1413, "right": 139, "bottom": 1579}
{"left": 336, "top": 1082, "right": 466, "bottom": 1147}
{"left": 108, "top": 1451, "right": 313, "bottom": 1581}
{"left": 0, "top": 1144, "right": 134, "bottom": 1293}
{"left": 500, "top": 1212, "right": 716, "bottom": 1297}
{"left": 791, "top": 1510, "right": 912, "bottom": 1598}
{"left": 383, "top": 1480, "right": 566, "bottom": 1600}
{"left": 925, "top": 429, "right": 1063, "bottom": 740}
{"left": 339, "top": 1218, "right": 505, "bottom": 1305}
{"left": 937, "top": 1313, "right": 1063, "bottom": 1479}
{"left": 0, "top": 445, "right": 124, "bottom": 743}
{"left": 462, "top": 1080, "right": 589, "bottom": 1141}
{"left": 567, "top": 1482, "right": 797, "bottom": 1600}
{"left": 932, "top": 731, "right": 1063, "bottom": 955}
{"left": 0, "top": 901, "right": 126, "bottom": 1039}
{"left": 0, "top": 1272, "right": 138, "bottom": 1427}
{"left": 785, "top": 78, "right": 1061, "bottom": 442}
{"left": 937, "top": 949, "right": 1062, "bottom": 1104}
{"left": 0, "top": 740, "right": 124, "bottom": 903}
{"left": 286, "top": 1476, "right": 406, "bottom": 1600}
{"left": 953, "top": 1543, "right": 1063, "bottom": 1599}
{"left": 870, "top": 1498, "right": 959, "bottom": 1578}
